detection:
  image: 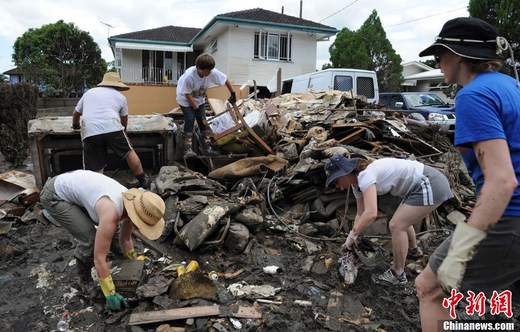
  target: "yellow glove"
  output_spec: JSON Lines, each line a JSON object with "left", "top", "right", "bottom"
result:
{"left": 125, "top": 249, "right": 150, "bottom": 262}
{"left": 99, "top": 275, "right": 116, "bottom": 296}
{"left": 124, "top": 249, "right": 138, "bottom": 260}
{"left": 437, "top": 222, "right": 486, "bottom": 294}
{"left": 99, "top": 275, "right": 128, "bottom": 311}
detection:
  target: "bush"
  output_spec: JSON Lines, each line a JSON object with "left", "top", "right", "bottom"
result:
{"left": 0, "top": 82, "right": 38, "bottom": 166}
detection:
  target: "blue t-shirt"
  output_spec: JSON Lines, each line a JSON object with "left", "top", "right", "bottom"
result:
{"left": 454, "top": 71, "right": 520, "bottom": 216}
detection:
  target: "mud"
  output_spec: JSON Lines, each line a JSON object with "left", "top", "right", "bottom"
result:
{"left": 1, "top": 155, "right": 519, "bottom": 332}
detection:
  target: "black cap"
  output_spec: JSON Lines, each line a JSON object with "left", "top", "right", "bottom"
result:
{"left": 419, "top": 17, "right": 504, "bottom": 60}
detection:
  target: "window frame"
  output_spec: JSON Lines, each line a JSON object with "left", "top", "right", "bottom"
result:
{"left": 254, "top": 31, "right": 292, "bottom": 61}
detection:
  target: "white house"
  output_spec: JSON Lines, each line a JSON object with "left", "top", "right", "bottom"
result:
{"left": 2, "top": 68, "right": 24, "bottom": 84}
{"left": 401, "top": 61, "right": 452, "bottom": 101}
{"left": 108, "top": 8, "right": 338, "bottom": 89}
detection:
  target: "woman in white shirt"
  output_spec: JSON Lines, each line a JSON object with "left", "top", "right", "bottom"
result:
{"left": 324, "top": 154, "right": 453, "bottom": 285}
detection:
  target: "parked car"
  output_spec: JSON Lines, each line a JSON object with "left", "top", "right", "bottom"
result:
{"left": 378, "top": 92, "right": 455, "bottom": 134}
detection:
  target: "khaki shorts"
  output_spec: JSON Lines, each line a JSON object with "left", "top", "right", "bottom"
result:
{"left": 39, "top": 176, "right": 97, "bottom": 262}
{"left": 429, "top": 216, "right": 520, "bottom": 294}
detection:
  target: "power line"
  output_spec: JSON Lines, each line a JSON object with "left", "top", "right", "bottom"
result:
{"left": 319, "top": 0, "right": 359, "bottom": 23}
{"left": 319, "top": 3, "right": 466, "bottom": 28}
{"left": 384, "top": 7, "right": 467, "bottom": 28}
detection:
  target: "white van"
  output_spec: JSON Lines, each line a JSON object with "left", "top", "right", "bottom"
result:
{"left": 282, "top": 68, "right": 379, "bottom": 103}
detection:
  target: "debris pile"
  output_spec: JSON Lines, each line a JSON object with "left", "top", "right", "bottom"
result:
{"left": 0, "top": 90, "right": 491, "bottom": 331}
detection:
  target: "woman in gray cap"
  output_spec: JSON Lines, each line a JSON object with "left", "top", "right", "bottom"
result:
{"left": 416, "top": 17, "right": 520, "bottom": 331}
{"left": 324, "top": 154, "right": 453, "bottom": 286}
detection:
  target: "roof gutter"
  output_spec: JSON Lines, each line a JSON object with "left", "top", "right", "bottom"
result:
{"left": 190, "top": 16, "right": 338, "bottom": 44}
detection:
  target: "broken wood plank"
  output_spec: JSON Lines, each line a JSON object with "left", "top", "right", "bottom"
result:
{"left": 207, "top": 98, "right": 228, "bottom": 115}
{"left": 129, "top": 306, "right": 220, "bottom": 325}
{"left": 128, "top": 305, "right": 262, "bottom": 325}
{"left": 337, "top": 128, "right": 365, "bottom": 145}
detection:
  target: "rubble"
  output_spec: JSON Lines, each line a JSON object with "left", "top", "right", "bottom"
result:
{"left": 3, "top": 90, "right": 516, "bottom": 331}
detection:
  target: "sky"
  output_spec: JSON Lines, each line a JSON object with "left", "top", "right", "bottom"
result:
{"left": 0, "top": 0, "right": 470, "bottom": 75}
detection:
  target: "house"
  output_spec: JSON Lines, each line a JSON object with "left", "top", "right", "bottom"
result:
{"left": 401, "top": 61, "right": 452, "bottom": 101}
{"left": 2, "top": 68, "right": 24, "bottom": 84}
{"left": 108, "top": 8, "right": 338, "bottom": 90}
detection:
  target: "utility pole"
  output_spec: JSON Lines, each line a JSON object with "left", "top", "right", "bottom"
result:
{"left": 100, "top": 21, "right": 115, "bottom": 37}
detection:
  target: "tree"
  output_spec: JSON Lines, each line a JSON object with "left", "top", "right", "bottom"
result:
{"left": 327, "top": 10, "right": 403, "bottom": 91}
{"left": 468, "top": 0, "right": 520, "bottom": 74}
{"left": 12, "top": 20, "right": 107, "bottom": 97}
{"left": 420, "top": 59, "right": 437, "bottom": 69}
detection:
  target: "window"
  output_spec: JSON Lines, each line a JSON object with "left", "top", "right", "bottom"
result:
{"left": 115, "top": 48, "right": 122, "bottom": 68}
{"left": 356, "top": 77, "right": 375, "bottom": 99}
{"left": 334, "top": 75, "right": 353, "bottom": 91}
{"left": 254, "top": 31, "right": 292, "bottom": 61}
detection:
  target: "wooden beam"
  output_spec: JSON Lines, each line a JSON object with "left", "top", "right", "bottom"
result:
{"left": 129, "top": 305, "right": 262, "bottom": 325}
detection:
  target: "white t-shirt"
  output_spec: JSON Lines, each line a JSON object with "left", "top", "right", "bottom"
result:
{"left": 75, "top": 87, "right": 128, "bottom": 139}
{"left": 353, "top": 158, "right": 424, "bottom": 198}
{"left": 176, "top": 66, "right": 227, "bottom": 107}
{"left": 54, "top": 170, "right": 126, "bottom": 224}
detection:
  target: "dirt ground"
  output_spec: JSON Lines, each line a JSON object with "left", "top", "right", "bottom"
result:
{"left": 0, "top": 156, "right": 519, "bottom": 332}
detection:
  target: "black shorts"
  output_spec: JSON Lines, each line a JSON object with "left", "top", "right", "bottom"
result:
{"left": 82, "top": 130, "right": 133, "bottom": 171}
{"left": 429, "top": 216, "right": 520, "bottom": 294}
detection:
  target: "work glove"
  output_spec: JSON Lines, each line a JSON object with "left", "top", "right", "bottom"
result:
{"left": 99, "top": 275, "right": 129, "bottom": 311}
{"left": 341, "top": 230, "right": 359, "bottom": 251}
{"left": 228, "top": 91, "right": 237, "bottom": 105}
{"left": 437, "top": 222, "right": 486, "bottom": 294}
{"left": 362, "top": 127, "right": 375, "bottom": 141}
{"left": 124, "top": 249, "right": 151, "bottom": 263}
{"left": 124, "top": 249, "right": 138, "bottom": 260}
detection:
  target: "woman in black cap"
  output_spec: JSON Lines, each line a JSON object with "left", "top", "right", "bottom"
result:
{"left": 416, "top": 17, "right": 520, "bottom": 331}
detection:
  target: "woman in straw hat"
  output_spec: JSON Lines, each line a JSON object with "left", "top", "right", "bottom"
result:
{"left": 40, "top": 170, "right": 165, "bottom": 311}
{"left": 72, "top": 72, "right": 149, "bottom": 189}
{"left": 416, "top": 17, "right": 520, "bottom": 330}
{"left": 324, "top": 154, "right": 453, "bottom": 286}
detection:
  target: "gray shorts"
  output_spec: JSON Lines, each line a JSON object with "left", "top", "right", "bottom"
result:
{"left": 39, "top": 176, "right": 97, "bottom": 262}
{"left": 429, "top": 216, "right": 520, "bottom": 294}
{"left": 403, "top": 165, "right": 454, "bottom": 206}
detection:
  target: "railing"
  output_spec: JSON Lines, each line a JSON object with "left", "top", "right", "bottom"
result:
{"left": 119, "top": 67, "right": 183, "bottom": 84}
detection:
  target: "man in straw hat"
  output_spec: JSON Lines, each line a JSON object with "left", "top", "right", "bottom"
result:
{"left": 72, "top": 72, "right": 149, "bottom": 188}
{"left": 415, "top": 17, "right": 520, "bottom": 331}
{"left": 40, "top": 169, "right": 165, "bottom": 311}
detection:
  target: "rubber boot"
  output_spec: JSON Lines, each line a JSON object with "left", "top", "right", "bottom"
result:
{"left": 183, "top": 133, "right": 197, "bottom": 158}
{"left": 202, "top": 130, "right": 219, "bottom": 156}
{"left": 136, "top": 173, "right": 150, "bottom": 189}
{"left": 76, "top": 258, "right": 96, "bottom": 296}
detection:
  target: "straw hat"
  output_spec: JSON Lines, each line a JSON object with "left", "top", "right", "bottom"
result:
{"left": 122, "top": 188, "right": 165, "bottom": 240}
{"left": 97, "top": 72, "right": 130, "bottom": 91}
